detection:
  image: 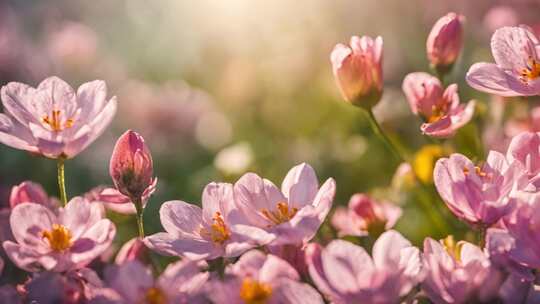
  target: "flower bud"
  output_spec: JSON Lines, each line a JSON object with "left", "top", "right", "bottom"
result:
{"left": 115, "top": 238, "right": 148, "bottom": 264}
{"left": 109, "top": 130, "right": 154, "bottom": 199}
{"left": 331, "top": 35, "right": 383, "bottom": 109}
{"left": 9, "top": 181, "right": 49, "bottom": 208}
{"left": 426, "top": 12, "right": 464, "bottom": 74}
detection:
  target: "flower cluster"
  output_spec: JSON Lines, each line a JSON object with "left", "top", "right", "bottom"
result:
{"left": 1, "top": 8, "right": 540, "bottom": 304}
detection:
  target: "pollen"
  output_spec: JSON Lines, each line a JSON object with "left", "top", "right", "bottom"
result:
{"left": 463, "top": 165, "right": 489, "bottom": 179}
{"left": 427, "top": 103, "right": 449, "bottom": 123}
{"left": 200, "top": 211, "right": 231, "bottom": 244}
{"left": 239, "top": 277, "right": 272, "bottom": 304}
{"left": 520, "top": 56, "right": 540, "bottom": 82}
{"left": 261, "top": 202, "right": 298, "bottom": 226}
{"left": 42, "top": 224, "right": 72, "bottom": 252}
{"left": 440, "top": 235, "right": 464, "bottom": 263}
{"left": 42, "top": 110, "right": 74, "bottom": 132}
{"left": 143, "top": 287, "right": 168, "bottom": 304}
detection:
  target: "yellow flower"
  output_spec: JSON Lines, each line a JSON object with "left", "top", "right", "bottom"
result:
{"left": 413, "top": 145, "right": 446, "bottom": 183}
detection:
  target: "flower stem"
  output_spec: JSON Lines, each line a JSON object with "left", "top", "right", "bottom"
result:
{"left": 134, "top": 198, "right": 145, "bottom": 238}
{"left": 365, "top": 109, "right": 404, "bottom": 162}
{"left": 478, "top": 226, "right": 486, "bottom": 249}
{"left": 57, "top": 157, "right": 68, "bottom": 207}
{"left": 363, "top": 108, "right": 452, "bottom": 234}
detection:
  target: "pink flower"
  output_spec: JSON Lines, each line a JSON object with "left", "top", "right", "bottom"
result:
{"left": 233, "top": 163, "right": 336, "bottom": 246}
{"left": 466, "top": 26, "right": 540, "bottom": 96}
{"left": 2, "top": 197, "right": 116, "bottom": 272}
{"left": 26, "top": 268, "right": 104, "bottom": 303}
{"left": 422, "top": 237, "right": 504, "bottom": 303}
{"left": 502, "top": 192, "right": 540, "bottom": 269}
{"left": 9, "top": 181, "right": 58, "bottom": 209}
{"left": 426, "top": 12, "right": 464, "bottom": 72}
{"left": 402, "top": 72, "right": 475, "bottom": 138}
{"left": 433, "top": 151, "right": 526, "bottom": 226}
{"left": 207, "top": 250, "right": 323, "bottom": 304}
{"left": 330, "top": 36, "right": 383, "bottom": 109}
{"left": 114, "top": 237, "right": 147, "bottom": 265}
{"left": 306, "top": 230, "right": 421, "bottom": 303}
{"left": 144, "top": 182, "right": 266, "bottom": 261}
{"left": 331, "top": 193, "right": 401, "bottom": 237}
{"left": 506, "top": 131, "right": 540, "bottom": 178}
{"left": 109, "top": 130, "right": 156, "bottom": 201}
{"left": 0, "top": 76, "right": 117, "bottom": 158}
{"left": 101, "top": 260, "right": 208, "bottom": 304}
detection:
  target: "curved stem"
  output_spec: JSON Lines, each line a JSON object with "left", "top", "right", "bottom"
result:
{"left": 134, "top": 198, "right": 145, "bottom": 238}
{"left": 57, "top": 158, "right": 68, "bottom": 207}
{"left": 365, "top": 109, "right": 404, "bottom": 162}
{"left": 363, "top": 108, "right": 452, "bottom": 234}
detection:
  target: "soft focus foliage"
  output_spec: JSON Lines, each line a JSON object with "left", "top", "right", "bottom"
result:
{"left": 1, "top": 0, "right": 540, "bottom": 303}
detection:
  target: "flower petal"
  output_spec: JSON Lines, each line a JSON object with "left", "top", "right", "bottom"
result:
{"left": 466, "top": 62, "right": 537, "bottom": 96}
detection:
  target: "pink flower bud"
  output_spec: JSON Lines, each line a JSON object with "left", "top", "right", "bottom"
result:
{"left": 331, "top": 36, "right": 383, "bottom": 109}
{"left": 426, "top": 12, "right": 464, "bottom": 73}
{"left": 109, "top": 130, "right": 154, "bottom": 200}
{"left": 9, "top": 181, "right": 49, "bottom": 208}
{"left": 115, "top": 238, "right": 148, "bottom": 264}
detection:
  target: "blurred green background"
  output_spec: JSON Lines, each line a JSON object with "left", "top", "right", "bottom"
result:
{"left": 1, "top": 0, "right": 540, "bottom": 248}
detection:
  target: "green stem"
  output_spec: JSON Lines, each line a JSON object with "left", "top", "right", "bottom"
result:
{"left": 57, "top": 157, "right": 68, "bottom": 207}
{"left": 134, "top": 198, "right": 145, "bottom": 238}
{"left": 365, "top": 109, "right": 404, "bottom": 162}
{"left": 363, "top": 108, "right": 452, "bottom": 234}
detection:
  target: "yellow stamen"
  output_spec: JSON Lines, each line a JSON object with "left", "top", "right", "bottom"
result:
{"left": 42, "top": 224, "right": 72, "bottom": 252}
{"left": 427, "top": 102, "right": 449, "bottom": 123}
{"left": 463, "top": 165, "right": 490, "bottom": 179}
{"left": 41, "top": 110, "right": 74, "bottom": 132}
{"left": 239, "top": 277, "right": 272, "bottom": 304}
{"left": 200, "top": 212, "right": 231, "bottom": 244}
{"left": 521, "top": 56, "right": 540, "bottom": 82}
{"left": 142, "top": 287, "right": 167, "bottom": 304}
{"left": 261, "top": 202, "right": 298, "bottom": 226}
{"left": 440, "top": 235, "right": 464, "bottom": 263}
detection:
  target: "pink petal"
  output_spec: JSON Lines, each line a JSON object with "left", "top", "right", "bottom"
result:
{"left": 2, "top": 241, "right": 41, "bottom": 272}
{"left": 372, "top": 230, "right": 412, "bottom": 269}
{"left": 281, "top": 163, "right": 319, "bottom": 209}
{"left": 322, "top": 240, "right": 373, "bottom": 294}
{"left": 37, "top": 76, "right": 77, "bottom": 116}
{"left": 71, "top": 219, "right": 116, "bottom": 266}
{"left": 76, "top": 80, "right": 108, "bottom": 120}
{"left": 274, "top": 278, "right": 324, "bottom": 304}
{"left": 201, "top": 182, "right": 234, "bottom": 224}
{"left": 491, "top": 26, "right": 538, "bottom": 73}
{"left": 10, "top": 202, "right": 56, "bottom": 250}
{"left": 143, "top": 232, "right": 215, "bottom": 260}
{"left": 259, "top": 254, "right": 299, "bottom": 283}
{"left": 159, "top": 200, "right": 202, "bottom": 237}
{"left": 61, "top": 197, "right": 102, "bottom": 239}
{"left": 466, "top": 62, "right": 537, "bottom": 96}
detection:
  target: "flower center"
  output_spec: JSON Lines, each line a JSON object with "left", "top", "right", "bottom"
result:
{"left": 440, "top": 235, "right": 464, "bottom": 263}
{"left": 142, "top": 287, "right": 167, "bottom": 304}
{"left": 41, "top": 110, "right": 74, "bottom": 132}
{"left": 200, "top": 212, "right": 231, "bottom": 244}
{"left": 261, "top": 202, "right": 298, "bottom": 226}
{"left": 520, "top": 56, "right": 540, "bottom": 82}
{"left": 42, "top": 224, "right": 72, "bottom": 252}
{"left": 427, "top": 103, "right": 449, "bottom": 123}
{"left": 239, "top": 277, "right": 272, "bottom": 304}
{"left": 463, "top": 165, "right": 490, "bottom": 179}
